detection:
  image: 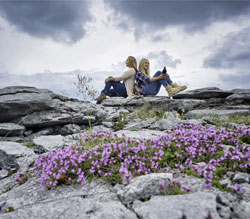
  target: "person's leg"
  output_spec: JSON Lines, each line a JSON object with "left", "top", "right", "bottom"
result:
{"left": 153, "top": 71, "right": 173, "bottom": 87}
{"left": 143, "top": 81, "right": 161, "bottom": 96}
{"left": 166, "top": 77, "right": 173, "bottom": 85}
{"left": 143, "top": 71, "right": 169, "bottom": 95}
{"left": 149, "top": 71, "right": 183, "bottom": 97}
{"left": 110, "top": 81, "right": 127, "bottom": 97}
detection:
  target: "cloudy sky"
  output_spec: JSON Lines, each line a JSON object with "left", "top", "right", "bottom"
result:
{"left": 0, "top": 0, "right": 250, "bottom": 99}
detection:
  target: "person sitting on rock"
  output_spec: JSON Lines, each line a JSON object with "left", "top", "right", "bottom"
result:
{"left": 137, "top": 58, "right": 187, "bottom": 97}
{"left": 95, "top": 56, "right": 137, "bottom": 104}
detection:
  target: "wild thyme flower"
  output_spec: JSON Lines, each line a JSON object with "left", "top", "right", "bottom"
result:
{"left": 34, "top": 124, "right": 250, "bottom": 190}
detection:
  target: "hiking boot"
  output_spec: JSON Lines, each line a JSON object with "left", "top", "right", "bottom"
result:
{"left": 95, "top": 92, "right": 106, "bottom": 103}
{"left": 165, "top": 85, "right": 182, "bottom": 97}
{"left": 171, "top": 82, "right": 187, "bottom": 91}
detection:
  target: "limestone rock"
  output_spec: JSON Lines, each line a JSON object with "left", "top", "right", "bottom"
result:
{"left": 233, "top": 200, "right": 250, "bottom": 219}
{"left": 117, "top": 173, "right": 173, "bottom": 206}
{"left": 124, "top": 119, "right": 155, "bottom": 130}
{"left": 226, "top": 94, "right": 250, "bottom": 104}
{"left": 20, "top": 111, "right": 96, "bottom": 129}
{"left": 0, "top": 123, "right": 25, "bottom": 137}
{"left": 33, "top": 135, "right": 65, "bottom": 152}
{"left": 166, "top": 99, "right": 207, "bottom": 112}
{"left": 232, "top": 172, "right": 250, "bottom": 184}
{"left": 102, "top": 121, "right": 113, "bottom": 128}
{"left": 60, "top": 124, "right": 81, "bottom": 135}
{"left": 115, "top": 129, "right": 165, "bottom": 139}
{"left": 0, "top": 86, "right": 53, "bottom": 123}
{"left": 0, "top": 149, "right": 19, "bottom": 177}
{"left": 132, "top": 192, "right": 221, "bottom": 219}
{"left": 0, "top": 178, "right": 137, "bottom": 219}
{"left": 185, "top": 109, "right": 249, "bottom": 120}
{"left": 0, "top": 142, "right": 37, "bottom": 171}
{"left": 174, "top": 87, "right": 233, "bottom": 99}
{"left": 150, "top": 112, "right": 180, "bottom": 130}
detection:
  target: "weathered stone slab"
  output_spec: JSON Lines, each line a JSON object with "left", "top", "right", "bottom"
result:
{"left": 33, "top": 135, "right": 65, "bottom": 152}
{"left": 226, "top": 94, "right": 250, "bottom": 104}
{"left": 174, "top": 87, "right": 233, "bottom": 99}
{"left": 166, "top": 99, "right": 207, "bottom": 112}
{"left": 0, "top": 149, "right": 19, "bottom": 175}
{"left": 117, "top": 173, "right": 173, "bottom": 206}
{"left": 0, "top": 178, "right": 137, "bottom": 219}
{"left": 60, "top": 124, "right": 81, "bottom": 135}
{"left": 124, "top": 119, "right": 155, "bottom": 130}
{"left": 150, "top": 112, "right": 180, "bottom": 130}
{"left": 102, "top": 96, "right": 170, "bottom": 107}
{"left": 0, "top": 86, "right": 53, "bottom": 123}
{"left": 185, "top": 109, "right": 250, "bottom": 119}
{"left": 115, "top": 129, "right": 165, "bottom": 139}
{"left": 0, "top": 142, "right": 37, "bottom": 171}
{"left": 132, "top": 192, "right": 221, "bottom": 219}
{"left": 0, "top": 123, "right": 25, "bottom": 137}
{"left": 233, "top": 200, "right": 250, "bottom": 219}
{"left": 20, "top": 111, "right": 96, "bottom": 128}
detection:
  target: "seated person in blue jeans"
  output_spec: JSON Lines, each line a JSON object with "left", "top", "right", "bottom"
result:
{"left": 95, "top": 56, "right": 137, "bottom": 104}
{"left": 138, "top": 58, "right": 187, "bottom": 97}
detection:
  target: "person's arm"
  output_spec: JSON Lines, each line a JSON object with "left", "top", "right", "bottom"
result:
{"left": 105, "top": 69, "right": 135, "bottom": 83}
{"left": 149, "top": 74, "right": 168, "bottom": 82}
{"left": 114, "top": 68, "right": 135, "bottom": 81}
{"left": 105, "top": 77, "right": 115, "bottom": 83}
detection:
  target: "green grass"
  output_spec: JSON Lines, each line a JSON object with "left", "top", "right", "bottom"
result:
{"left": 130, "top": 104, "right": 168, "bottom": 121}
{"left": 210, "top": 114, "right": 250, "bottom": 127}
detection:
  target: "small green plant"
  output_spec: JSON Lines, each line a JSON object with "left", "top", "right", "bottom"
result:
{"left": 176, "top": 109, "right": 185, "bottom": 120}
{"left": 7, "top": 170, "right": 17, "bottom": 177}
{"left": 24, "top": 141, "right": 35, "bottom": 148}
{"left": 158, "top": 180, "right": 190, "bottom": 196}
{"left": 1, "top": 185, "right": 15, "bottom": 194}
{"left": 5, "top": 206, "right": 14, "bottom": 213}
{"left": 0, "top": 203, "right": 15, "bottom": 214}
{"left": 75, "top": 74, "right": 98, "bottom": 130}
{"left": 210, "top": 114, "right": 250, "bottom": 127}
{"left": 112, "top": 113, "right": 128, "bottom": 131}
{"left": 130, "top": 104, "right": 168, "bottom": 121}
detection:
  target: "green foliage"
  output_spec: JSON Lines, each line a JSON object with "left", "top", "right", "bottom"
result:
{"left": 112, "top": 113, "right": 128, "bottom": 131}
{"left": 210, "top": 114, "right": 250, "bottom": 127}
{"left": 211, "top": 178, "right": 232, "bottom": 192}
{"left": 130, "top": 104, "right": 168, "bottom": 121}
{"left": 1, "top": 185, "right": 15, "bottom": 194}
{"left": 176, "top": 109, "right": 185, "bottom": 120}
{"left": 214, "top": 167, "right": 227, "bottom": 178}
{"left": 24, "top": 141, "right": 35, "bottom": 148}
{"left": 7, "top": 170, "right": 17, "bottom": 177}
{"left": 239, "top": 135, "right": 250, "bottom": 144}
{"left": 5, "top": 206, "right": 14, "bottom": 213}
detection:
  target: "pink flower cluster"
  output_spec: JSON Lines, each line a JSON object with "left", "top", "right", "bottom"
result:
{"left": 34, "top": 125, "right": 250, "bottom": 189}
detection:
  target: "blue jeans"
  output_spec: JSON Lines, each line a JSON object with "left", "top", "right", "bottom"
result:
{"left": 143, "top": 71, "right": 173, "bottom": 96}
{"left": 101, "top": 79, "right": 127, "bottom": 98}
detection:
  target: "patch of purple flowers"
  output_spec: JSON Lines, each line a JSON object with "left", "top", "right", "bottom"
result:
{"left": 34, "top": 124, "right": 250, "bottom": 190}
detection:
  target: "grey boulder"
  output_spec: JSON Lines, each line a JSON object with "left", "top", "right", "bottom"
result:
{"left": 132, "top": 192, "right": 221, "bottom": 219}
{"left": 0, "top": 123, "right": 25, "bottom": 137}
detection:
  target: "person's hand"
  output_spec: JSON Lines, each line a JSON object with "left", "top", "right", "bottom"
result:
{"left": 105, "top": 78, "right": 112, "bottom": 83}
{"left": 158, "top": 74, "right": 168, "bottom": 80}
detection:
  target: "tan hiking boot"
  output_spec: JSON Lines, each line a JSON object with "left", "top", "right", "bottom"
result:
{"left": 165, "top": 85, "right": 182, "bottom": 97}
{"left": 171, "top": 82, "right": 187, "bottom": 91}
{"left": 95, "top": 92, "right": 106, "bottom": 102}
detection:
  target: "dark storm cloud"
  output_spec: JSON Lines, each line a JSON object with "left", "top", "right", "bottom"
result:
{"left": 105, "top": 0, "right": 250, "bottom": 36}
{"left": 0, "top": 0, "right": 92, "bottom": 43}
{"left": 203, "top": 27, "right": 250, "bottom": 69}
